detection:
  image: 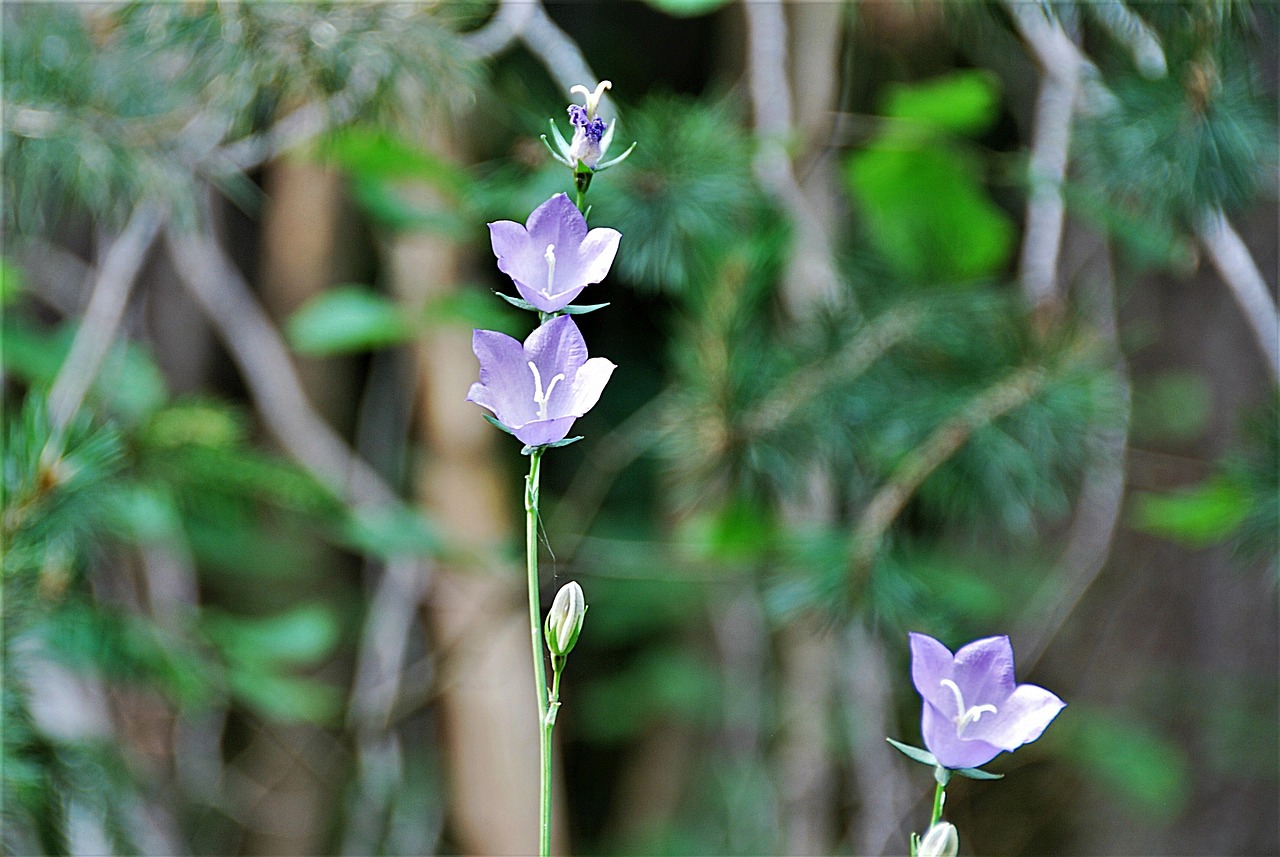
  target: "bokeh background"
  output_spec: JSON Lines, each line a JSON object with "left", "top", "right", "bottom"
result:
{"left": 3, "top": 2, "right": 1277, "bottom": 856}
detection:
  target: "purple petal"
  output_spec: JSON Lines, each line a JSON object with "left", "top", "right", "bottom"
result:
{"left": 490, "top": 221, "right": 540, "bottom": 292}
{"left": 525, "top": 193, "right": 588, "bottom": 251}
{"left": 921, "top": 701, "right": 1002, "bottom": 769}
{"left": 563, "top": 357, "right": 616, "bottom": 417}
{"left": 910, "top": 633, "right": 958, "bottom": 715}
{"left": 965, "top": 683, "right": 1065, "bottom": 751}
{"left": 469, "top": 329, "right": 537, "bottom": 426}
{"left": 516, "top": 279, "right": 586, "bottom": 314}
{"left": 526, "top": 315, "right": 588, "bottom": 384}
{"left": 576, "top": 227, "right": 622, "bottom": 286}
{"left": 951, "top": 635, "right": 1017, "bottom": 708}
{"left": 513, "top": 416, "right": 577, "bottom": 447}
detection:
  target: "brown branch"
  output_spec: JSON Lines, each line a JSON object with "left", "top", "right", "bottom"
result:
{"left": 47, "top": 201, "right": 166, "bottom": 429}
{"left": 849, "top": 366, "right": 1049, "bottom": 586}
{"left": 163, "top": 217, "right": 393, "bottom": 507}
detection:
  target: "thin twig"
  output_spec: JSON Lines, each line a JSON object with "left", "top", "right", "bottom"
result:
{"left": 742, "top": 0, "right": 842, "bottom": 314}
{"left": 1020, "top": 234, "right": 1132, "bottom": 670}
{"left": 518, "top": 1, "right": 612, "bottom": 121}
{"left": 849, "top": 365, "right": 1049, "bottom": 588}
{"left": 1017, "top": 46, "right": 1080, "bottom": 312}
{"left": 163, "top": 214, "right": 393, "bottom": 507}
{"left": 47, "top": 201, "right": 166, "bottom": 429}
{"left": 1084, "top": 0, "right": 1167, "bottom": 79}
{"left": 462, "top": 0, "right": 535, "bottom": 60}
{"left": 1195, "top": 208, "right": 1280, "bottom": 382}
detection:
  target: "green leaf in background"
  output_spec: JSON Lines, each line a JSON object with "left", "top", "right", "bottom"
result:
{"left": 422, "top": 288, "right": 526, "bottom": 337}
{"left": 286, "top": 285, "right": 414, "bottom": 356}
{"left": 1, "top": 257, "right": 25, "bottom": 306}
{"left": 1, "top": 320, "right": 168, "bottom": 422}
{"left": 1060, "top": 707, "right": 1190, "bottom": 819}
{"left": 845, "top": 145, "right": 1015, "bottom": 283}
{"left": 205, "top": 603, "right": 341, "bottom": 666}
{"left": 882, "top": 70, "right": 1002, "bottom": 137}
{"left": 101, "top": 483, "right": 184, "bottom": 544}
{"left": 321, "top": 127, "right": 470, "bottom": 191}
{"left": 1131, "top": 476, "right": 1251, "bottom": 549}
{"left": 341, "top": 503, "right": 442, "bottom": 560}
{"left": 641, "top": 0, "right": 732, "bottom": 17}
{"left": 1130, "top": 370, "right": 1212, "bottom": 444}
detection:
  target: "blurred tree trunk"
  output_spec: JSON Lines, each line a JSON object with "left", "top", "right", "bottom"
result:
{"left": 387, "top": 151, "right": 549, "bottom": 852}
{"left": 238, "top": 156, "right": 352, "bottom": 857}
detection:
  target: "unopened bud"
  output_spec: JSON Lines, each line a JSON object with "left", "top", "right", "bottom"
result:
{"left": 917, "top": 821, "right": 958, "bottom": 857}
{"left": 545, "top": 581, "right": 586, "bottom": 659}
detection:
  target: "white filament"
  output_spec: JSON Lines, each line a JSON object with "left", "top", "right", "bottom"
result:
{"left": 544, "top": 244, "right": 556, "bottom": 296}
{"left": 528, "top": 361, "right": 566, "bottom": 420}
{"left": 940, "top": 678, "right": 998, "bottom": 738}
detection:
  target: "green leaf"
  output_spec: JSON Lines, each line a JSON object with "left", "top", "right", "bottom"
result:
{"left": 1130, "top": 371, "right": 1212, "bottom": 444}
{"left": 642, "top": 0, "right": 732, "bottom": 16}
{"left": 225, "top": 662, "right": 342, "bottom": 725}
{"left": 887, "top": 738, "right": 939, "bottom": 768}
{"left": 883, "top": 71, "right": 1002, "bottom": 137}
{"left": 845, "top": 145, "right": 1014, "bottom": 283}
{"left": 286, "top": 285, "right": 414, "bottom": 356}
{"left": 320, "top": 128, "right": 470, "bottom": 192}
{"left": 342, "top": 503, "right": 442, "bottom": 559}
{"left": 1, "top": 257, "right": 25, "bottom": 305}
{"left": 1131, "top": 477, "right": 1251, "bottom": 549}
{"left": 482, "top": 414, "right": 516, "bottom": 436}
{"left": 1060, "top": 707, "right": 1190, "bottom": 818}
{"left": 204, "top": 604, "right": 340, "bottom": 667}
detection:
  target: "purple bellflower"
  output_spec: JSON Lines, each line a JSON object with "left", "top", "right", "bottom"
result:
{"left": 542, "top": 80, "right": 636, "bottom": 173}
{"left": 488, "top": 193, "right": 621, "bottom": 313}
{"left": 910, "top": 632, "right": 1065, "bottom": 770}
{"left": 467, "top": 314, "right": 615, "bottom": 447}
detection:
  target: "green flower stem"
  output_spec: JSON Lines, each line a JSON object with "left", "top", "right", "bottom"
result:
{"left": 524, "top": 447, "right": 552, "bottom": 856}
{"left": 930, "top": 781, "right": 946, "bottom": 827}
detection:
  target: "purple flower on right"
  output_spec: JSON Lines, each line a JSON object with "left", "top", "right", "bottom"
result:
{"left": 910, "top": 632, "right": 1065, "bottom": 770}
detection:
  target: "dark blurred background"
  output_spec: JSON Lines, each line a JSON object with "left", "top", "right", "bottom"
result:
{"left": 3, "top": 2, "right": 1276, "bottom": 855}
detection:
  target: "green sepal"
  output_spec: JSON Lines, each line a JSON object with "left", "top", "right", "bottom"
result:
{"left": 521, "top": 436, "right": 583, "bottom": 456}
{"left": 496, "top": 292, "right": 539, "bottom": 312}
{"left": 482, "top": 414, "right": 515, "bottom": 435}
{"left": 887, "top": 738, "right": 938, "bottom": 768}
{"left": 952, "top": 765, "right": 1003, "bottom": 780}
{"left": 594, "top": 141, "right": 637, "bottom": 171}
{"left": 561, "top": 302, "right": 610, "bottom": 315}
{"left": 540, "top": 133, "right": 573, "bottom": 168}
{"left": 934, "top": 765, "right": 952, "bottom": 786}
{"left": 548, "top": 119, "right": 573, "bottom": 158}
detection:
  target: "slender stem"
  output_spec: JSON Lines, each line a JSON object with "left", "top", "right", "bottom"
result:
{"left": 929, "top": 781, "right": 946, "bottom": 828}
{"left": 525, "top": 447, "right": 552, "bottom": 855}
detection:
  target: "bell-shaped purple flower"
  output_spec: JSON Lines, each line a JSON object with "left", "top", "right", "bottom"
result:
{"left": 910, "top": 632, "right": 1065, "bottom": 770}
{"left": 466, "top": 315, "right": 615, "bottom": 447}
{"left": 488, "top": 193, "right": 621, "bottom": 313}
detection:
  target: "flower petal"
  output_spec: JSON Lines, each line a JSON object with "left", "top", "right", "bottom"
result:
{"left": 910, "top": 633, "right": 958, "bottom": 715}
{"left": 513, "top": 416, "right": 577, "bottom": 447}
{"left": 469, "top": 329, "right": 537, "bottom": 426}
{"left": 951, "top": 635, "right": 1016, "bottom": 708}
{"left": 563, "top": 357, "right": 616, "bottom": 417}
{"left": 490, "top": 220, "right": 539, "bottom": 291}
{"left": 576, "top": 227, "right": 622, "bottom": 286}
{"left": 525, "top": 193, "right": 587, "bottom": 255}
{"left": 515, "top": 280, "right": 584, "bottom": 314}
{"left": 525, "top": 316, "right": 588, "bottom": 386}
{"left": 921, "top": 701, "right": 1002, "bottom": 770}
{"left": 965, "top": 683, "right": 1065, "bottom": 751}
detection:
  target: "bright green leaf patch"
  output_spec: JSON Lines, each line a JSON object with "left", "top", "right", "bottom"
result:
{"left": 642, "top": 0, "right": 732, "bottom": 17}
{"left": 287, "top": 285, "right": 414, "bottom": 356}
{"left": 1131, "top": 477, "right": 1252, "bottom": 549}
{"left": 845, "top": 145, "right": 1014, "bottom": 283}
{"left": 882, "top": 70, "right": 1002, "bottom": 137}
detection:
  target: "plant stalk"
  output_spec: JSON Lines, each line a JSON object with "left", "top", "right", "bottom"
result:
{"left": 524, "top": 447, "right": 552, "bottom": 856}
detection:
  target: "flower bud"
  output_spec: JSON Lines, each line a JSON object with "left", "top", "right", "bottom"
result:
{"left": 917, "top": 821, "right": 959, "bottom": 857}
{"left": 545, "top": 581, "right": 586, "bottom": 658}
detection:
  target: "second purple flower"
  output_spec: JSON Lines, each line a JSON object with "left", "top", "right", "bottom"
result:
{"left": 489, "top": 193, "right": 622, "bottom": 313}
{"left": 467, "top": 315, "right": 616, "bottom": 448}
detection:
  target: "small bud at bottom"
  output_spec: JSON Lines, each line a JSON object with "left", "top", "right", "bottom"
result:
{"left": 918, "top": 822, "right": 959, "bottom": 857}
{"left": 545, "top": 581, "right": 586, "bottom": 659}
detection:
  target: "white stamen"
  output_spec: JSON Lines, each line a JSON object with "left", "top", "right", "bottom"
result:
{"left": 940, "top": 678, "right": 998, "bottom": 739}
{"left": 528, "top": 361, "right": 566, "bottom": 420}
{"left": 544, "top": 244, "right": 556, "bottom": 296}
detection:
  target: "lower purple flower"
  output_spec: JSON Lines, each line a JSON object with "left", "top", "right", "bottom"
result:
{"left": 467, "top": 315, "right": 615, "bottom": 447}
{"left": 910, "top": 632, "right": 1065, "bottom": 770}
